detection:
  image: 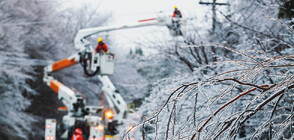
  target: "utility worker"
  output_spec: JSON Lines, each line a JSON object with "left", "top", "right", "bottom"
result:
{"left": 172, "top": 6, "right": 182, "bottom": 18}
{"left": 95, "top": 37, "right": 108, "bottom": 53}
{"left": 71, "top": 128, "right": 84, "bottom": 140}
{"left": 172, "top": 6, "right": 183, "bottom": 35}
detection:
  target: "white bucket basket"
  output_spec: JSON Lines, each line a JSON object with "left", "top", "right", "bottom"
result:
{"left": 100, "top": 53, "right": 115, "bottom": 75}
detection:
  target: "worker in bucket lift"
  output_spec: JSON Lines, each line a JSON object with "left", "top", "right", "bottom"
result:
{"left": 95, "top": 37, "right": 108, "bottom": 53}
{"left": 172, "top": 6, "right": 182, "bottom": 18}
{"left": 172, "top": 6, "right": 183, "bottom": 35}
{"left": 71, "top": 128, "right": 84, "bottom": 140}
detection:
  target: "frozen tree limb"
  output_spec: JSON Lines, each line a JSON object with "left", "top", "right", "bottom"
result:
{"left": 217, "top": 78, "right": 269, "bottom": 90}
{"left": 191, "top": 85, "right": 269, "bottom": 140}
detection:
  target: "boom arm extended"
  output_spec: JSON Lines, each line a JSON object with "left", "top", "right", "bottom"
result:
{"left": 73, "top": 15, "right": 189, "bottom": 51}
{"left": 43, "top": 52, "right": 87, "bottom": 116}
{"left": 98, "top": 75, "right": 127, "bottom": 124}
{"left": 74, "top": 19, "right": 162, "bottom": 51}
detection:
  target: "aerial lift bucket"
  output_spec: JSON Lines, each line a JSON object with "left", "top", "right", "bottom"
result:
{"left": 100, "top": 53, "right": 115, "bottom": 75}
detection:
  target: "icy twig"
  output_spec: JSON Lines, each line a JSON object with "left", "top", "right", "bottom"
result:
{"left": 217, "top": 78, "right": 269, "bottom": 90}
{"left": 181, "top": 44, "right": 262, "bottom": 66}
{"left": 264, "top": 14, "right": 294, "bottom": 33}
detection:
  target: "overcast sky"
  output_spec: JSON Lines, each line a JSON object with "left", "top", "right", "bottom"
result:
{"left": 98, "top": 0, "right": 204, "bottom": 55}
{"left": 68, "top": 0, "right": 228, "bottom": 23}
{"left": 100, "top": 0, "right": 200, "bottom": 24}
{"left": 67, "top": 0, "right": 229, "bottom": 56}
{"left": 67, "top": 0, "right": 230, "bottom": 25}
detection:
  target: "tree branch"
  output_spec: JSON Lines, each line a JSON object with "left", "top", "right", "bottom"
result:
{"left": 191, "top": 85, "right": 269, "bottom": 140}
{"left": 217, "top": 78, "right": 269, "bottom": 90}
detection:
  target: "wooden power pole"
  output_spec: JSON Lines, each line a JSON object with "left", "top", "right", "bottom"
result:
{"left": 199, "top": 0, "right": 229, "bottom": 33}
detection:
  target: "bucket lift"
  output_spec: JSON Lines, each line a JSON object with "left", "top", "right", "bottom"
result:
{"left": 43, "top": 13, "right": 189, "bottom": 140}
{"left": 43, "top": 49, "right": 124, "bottom": 139}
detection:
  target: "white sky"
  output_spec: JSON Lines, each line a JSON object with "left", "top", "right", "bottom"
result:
{"left": 98, "top": 0, "right": 204, "bottom": 56}
{"left": 67, "top": 0, "right": 229, "bottom": 56}
{"left": 100, "top": 0, "right": 200, "bottom": 24}
{"left": 67, "top": 0, "right": 229, "bottom": 24}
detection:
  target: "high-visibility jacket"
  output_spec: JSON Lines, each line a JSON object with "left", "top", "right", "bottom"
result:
{"left": 172, "top": 10, "right": 182, "bottom": 18}
{"left": 95, "top": 42, "right": 108, "bottom": 53}
{"left": 71, "top": 128, "right": 84, "bottom": 140}
{"left": 71, "top": 134, "right": 83, "bottom": 140}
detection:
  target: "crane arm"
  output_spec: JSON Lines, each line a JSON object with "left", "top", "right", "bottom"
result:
{"left": 43, "top": 51, "right": 89, "bottom": 116}
{"left": 46, "top": 79, "right": 78, "bottom": 110}
{"left": 44, "top": 52, "right": 81, "bottom": 73}
{"left": 98, "top": 75, "right": 127, "bottom": 124}
{"left": 74, "top": 15, "right": 190, "bottom": 50}
{"left": 74, "top": 20, "right": 162, "bottom": 50}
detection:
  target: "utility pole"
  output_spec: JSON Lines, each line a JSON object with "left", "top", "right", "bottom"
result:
{"left": 199, "top": 0, "right": 229, "bottom": 33}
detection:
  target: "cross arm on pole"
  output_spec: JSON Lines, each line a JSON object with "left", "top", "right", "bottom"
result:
{"left": 199, "top": 2, "right": 229, "bottom": 6}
